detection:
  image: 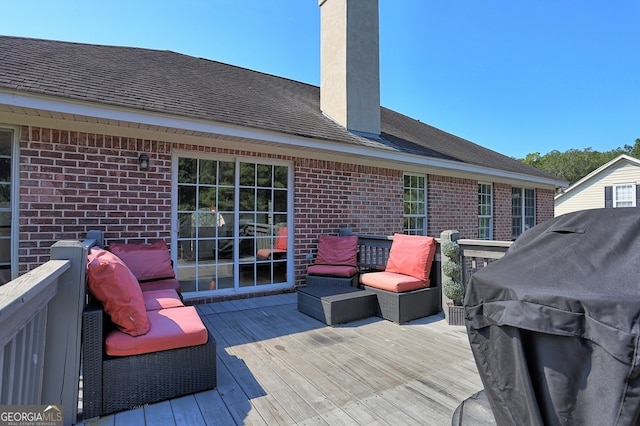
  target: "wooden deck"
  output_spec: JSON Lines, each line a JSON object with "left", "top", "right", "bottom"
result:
{"left": 76, "top": 293, "right": 483, "bottom": 425}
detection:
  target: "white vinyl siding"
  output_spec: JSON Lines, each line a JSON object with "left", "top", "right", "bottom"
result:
{"left": 555, "top": 161, "right": 640, "bottom": 216}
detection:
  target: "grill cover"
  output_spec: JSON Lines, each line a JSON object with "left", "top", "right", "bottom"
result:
{"left": 465, "top": 208, "right": 640, "bottom": 426}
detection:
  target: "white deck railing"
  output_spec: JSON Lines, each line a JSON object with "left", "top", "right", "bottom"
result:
{"left": 0, "top": 259, "right": 70, "bottom": 403}
{"left": 457, "top": 238, "right": 512, "bottom": 284}
{"left": 0, "top": 239, "right": 94, "bottom": 426}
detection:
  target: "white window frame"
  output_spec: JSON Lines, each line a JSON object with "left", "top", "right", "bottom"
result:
{"left": 171, "top": 150, "right": 293, "bottom": 296}
{"left": 512, "top": 187, "right": 536, "bottom": 239}
{"left": 0, "top": 126, "right": 19, "bottom": 284}
{"left": 403, "top": 173, "right": 427, "bottom": 235}
{"left": 613, "top": 183, "right": 636, "bottom": 207}
{"left": 478, "top": 182, "right": 493, "bottom": 240}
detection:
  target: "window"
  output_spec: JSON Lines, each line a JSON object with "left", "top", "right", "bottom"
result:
{"left": 512, "top": 187, "right": 535, "bottom": 239}
{"left": 612, "top": 184, "right": 636, "bottom": 207}
{"left": 0, "top": 129, "right": 14, "bottom": 286}
{"left": 478, "top": 183, "right": 493, "bottom": 240}
{"left": 174, "top": 154, "right": 291, "bottom": 294}
{"left": 403, "top": 174, "right": 426, "bottom": 235}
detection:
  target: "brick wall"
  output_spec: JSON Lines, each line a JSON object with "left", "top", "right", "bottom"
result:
{"left": 19, "top": 127, "right": 173, "bottom": 273}
{"left": 427, "top": 175, "right": 477, "bottom": 238}
{"left": 17, "top": 125, "right": 556, "bottom": 286}
{"left": 493, "top": 183, "right": 513, "bottom": 240}
{"left": 294, "top": 158, "right": 403, "bottom": 285}
{"left": 536, "top": 187, "right": 555, "bottom": 224}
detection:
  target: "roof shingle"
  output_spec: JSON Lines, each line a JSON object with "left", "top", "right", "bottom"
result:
{"left": 0, "top": 35, "right": 559, "bottom": 181}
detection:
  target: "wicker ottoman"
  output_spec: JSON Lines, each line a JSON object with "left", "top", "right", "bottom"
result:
{"left": 297, "top": 284, "right": 377, "bottom": 326}
{"left": 362, "top": 285, "right": 441, "bottom": 324}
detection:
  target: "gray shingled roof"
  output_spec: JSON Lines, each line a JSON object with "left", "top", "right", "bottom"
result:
{"left": 0, "top": 35, "right": 559, "bottom": 181}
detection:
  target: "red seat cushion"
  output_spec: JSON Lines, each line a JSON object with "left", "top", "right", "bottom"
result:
{"left": 139, "top": 278, "right": 181, "bottom": 293}
{"left": 315, "top": 235, "right": 358, "bottom": 267}
{"left": 257, "top": 248, "right": 287, "bottom": 259}
{"left": 385, "top": 234, "right": 437, "bottom": 284}
{"left": 360, "top": 271, "right": 428, "bottom": 293}
{"left": 105, "top": 306, "right": 208, "bottom": 356}
{"left": 109, "top": 240, "right": 175, "bottom": 282}
{"left": 307, "top": 264, "right": 358, "bottom": 278}
{"left": 142, "top": 289, "right": 184, "bottom": 311}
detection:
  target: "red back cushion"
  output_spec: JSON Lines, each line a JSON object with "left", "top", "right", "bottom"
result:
{"left": 86, "top": 248, "right": 150, "bottom": 336}
{"left": 385, "top": 234, "right": 437, "bottom": 283}
{"left": 315, "top": 235, "right": 358, "bottom": 267}
{"left": 109, "top": 240, "right": 174, "bottom": 282}
{"left": 274, "top": 227, "right": 288, "bottom": 251}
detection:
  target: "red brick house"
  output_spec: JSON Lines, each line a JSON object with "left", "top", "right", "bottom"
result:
{"left": 0, "top": 1, "right": 564, "bottom": 299}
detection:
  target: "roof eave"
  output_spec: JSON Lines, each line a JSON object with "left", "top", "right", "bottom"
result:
{"left": 0, "top": 90, "right": 565, "bottom": 188}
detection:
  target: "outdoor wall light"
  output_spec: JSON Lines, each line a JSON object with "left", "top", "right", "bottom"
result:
{"left": 138, "top": 154, "right": 150, "bottom": 170}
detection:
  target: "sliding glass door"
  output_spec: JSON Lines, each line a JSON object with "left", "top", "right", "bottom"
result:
{"left": 174, "top": 153, "right": 291, "bottom": 295}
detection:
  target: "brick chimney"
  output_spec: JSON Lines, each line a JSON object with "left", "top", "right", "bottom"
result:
{"left": 319, "top": 0, "right": 381, "bottom": 137}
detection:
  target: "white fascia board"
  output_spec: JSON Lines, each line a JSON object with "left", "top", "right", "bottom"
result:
{"left": 1, "top": 90, "right": 564, "bottom": 187}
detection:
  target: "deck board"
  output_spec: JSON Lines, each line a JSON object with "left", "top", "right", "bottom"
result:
{"left": 141, "top": 400, "right": 175, "bottom": 426}
{"left": 77, "top": 292, "right": 483, "bottom": 425}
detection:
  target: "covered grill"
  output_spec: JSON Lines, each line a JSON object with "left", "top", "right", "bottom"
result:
{"left": 457, "top": 208, "right": 640, "bottom": 425}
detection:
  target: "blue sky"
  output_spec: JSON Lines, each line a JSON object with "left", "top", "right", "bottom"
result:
{"left": 2, "top": 1, "right": 638, "bottom": 159}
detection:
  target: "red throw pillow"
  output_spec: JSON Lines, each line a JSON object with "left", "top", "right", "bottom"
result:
{"left": 385, "top": 234, "right": 437, "bottom": 283}
{"left": 315, "top": 235, "right": 358, "bottom": 267}
{"left": 109, "top": 240, "right": 174, "bottom": 282}
{"left": 86, "top": 248, "right": 150, "bottom": 336}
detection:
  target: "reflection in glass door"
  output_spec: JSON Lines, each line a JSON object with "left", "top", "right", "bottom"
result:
{"left": 238, "top": 162, "right": 289, "bottom": 288}
{"left": 0, "top": 130, "right": 13, "bottom": 285}
{"left": 174, "top": 155, "right": 290, "bottom": 294}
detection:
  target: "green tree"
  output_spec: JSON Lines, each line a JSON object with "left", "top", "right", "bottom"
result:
{"left": 520, "top": 138, "right": 640, "bottom": 186}
{"left": 622, "top": 138, "right": 640, "bottom": 158}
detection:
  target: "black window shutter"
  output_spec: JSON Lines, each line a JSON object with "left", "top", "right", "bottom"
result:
{"left": 604, "top": 186, "right": 613, "bottom": 208}
{"left": 636, "top": 184, "right": 640, "bottom": 206}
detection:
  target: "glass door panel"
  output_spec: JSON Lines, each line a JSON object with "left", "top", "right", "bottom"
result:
{"left": 176, "top": 157, "right": 236, "bottom": 293}
{"left": 175, "top": 156, "right": 289, "bottom": 294}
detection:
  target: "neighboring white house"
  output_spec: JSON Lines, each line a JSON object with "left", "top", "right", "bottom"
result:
{"left": 555, "top": 154, "right": 640, "bottom": 216}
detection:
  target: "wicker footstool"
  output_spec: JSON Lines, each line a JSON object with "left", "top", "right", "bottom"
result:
{"left": 362, "top": 285, "right": 441, "bottom": 324}
{"left": 297, "top": 284, "right": 377, "bottom": 326}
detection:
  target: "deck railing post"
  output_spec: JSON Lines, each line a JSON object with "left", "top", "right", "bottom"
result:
{"left": 440, "top": 230, "right": 460, "bottom": 324}
{"left": 42, "top": 240, "right": 89, "bottom": 426}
